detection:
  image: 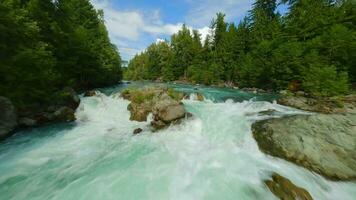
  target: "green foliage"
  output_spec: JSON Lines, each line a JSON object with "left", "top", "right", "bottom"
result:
{"left": 124, "top": 88, "right": 156, "bottom": 104}
{"left": 123, "top": 0, "right": 355, "bottom": 97}
{"left": 302, "top": 65, "right": 349, "bottom": 97}
{"left": 0, "top": 0, "right": 122, "bottom": 107}
{"left": 167, "top": 88, "right": 182, "bottom": 101}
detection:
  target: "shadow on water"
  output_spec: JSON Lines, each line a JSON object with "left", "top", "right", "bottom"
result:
{"left": 0, "top": 122, "right": 76, "bottom": 154}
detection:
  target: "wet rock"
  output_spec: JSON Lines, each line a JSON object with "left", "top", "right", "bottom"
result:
{"left": 151, "top": 120, "right": 167, "bottom": 130}
{"left": 84, "top": 90, "right": 97, "bottom": 97}
{"left": 54, "top": 107, "right": 76, "bottom": 122}
{"left": 265, "top": 173, "right": 313, "bottom": 200}
{"left": 122, "top": 87, "right": 191, "bottom": 130}
{"left": 152, "top": 99, "right": 186, "bottom": 123}
{"left": 0, "top": 97, "right": 17, "bottom": 139}
{"left": 127, "top": 102, "right": 152, "bottom": 122}
{"left": 252, "top": 114, "right": 356, "bottom": 181}
{"left": 258, "top": 109, "right": 278, "bottom": 116}
{"left": 196, "top": 93, "right": 204, "bottom": 101}
{"left": 133, "top": 128, "right": 143, "bottom": 135}
{"left": 278, "top": 95, "right": 356, "bottom": 114}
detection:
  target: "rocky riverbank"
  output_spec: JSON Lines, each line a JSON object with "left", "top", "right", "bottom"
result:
{"left": 253, "top": 113, "right": 356, "bottom": 181}
{"left": 0, "top": 87, "right": 80, "bottom": 140}
{"left": 278, "top": 94, "right": 356, "bottom": 114}
{"left": 252, "top": 94, "right": 356, "bottom": 181}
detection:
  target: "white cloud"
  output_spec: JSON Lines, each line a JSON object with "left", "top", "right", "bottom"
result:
{"left": 90, "top": 0, "right": 246, "bottom": 60}
{"left": 91, "top": 0, "right": 182, "bottom": 41}
{"left": 155, "top": 38, "right": 166, "bottom": 44}
{"left": 197, "top": 26, "right": 211, "bottom": 42}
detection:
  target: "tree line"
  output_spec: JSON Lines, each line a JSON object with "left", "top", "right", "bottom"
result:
{"left": 124, "top": 0, "right": 355, "bottom": 97}
{"left": 0, "top": 0, "right": 122, "bottom": 108}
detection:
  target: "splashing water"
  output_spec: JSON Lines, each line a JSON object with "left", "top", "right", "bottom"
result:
{"left": 0, "top": 84, "right": 355, "bottom": 200}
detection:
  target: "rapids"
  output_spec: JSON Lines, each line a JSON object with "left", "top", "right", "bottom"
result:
{"left": 0, "top": 83, "right": 355, "bottom": 200}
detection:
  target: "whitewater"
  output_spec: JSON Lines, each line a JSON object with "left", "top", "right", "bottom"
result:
{"left": 0, "top": 83, "right": 355, "bottom": 200}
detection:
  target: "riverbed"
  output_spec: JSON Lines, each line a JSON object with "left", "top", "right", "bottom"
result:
{"left": 0, "top": 82, "right": 355, "bottom": 200}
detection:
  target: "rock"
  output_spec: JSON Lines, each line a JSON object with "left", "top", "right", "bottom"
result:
{"left": 257, "top": 88, "right": 266, "bottom": 93}
{"left": 277, "top": 95, "right": 355, "bottom": 114}
{"left": 53, "top": 107, "right": 76, "bottom": 122}
{"left": 84, "top": 90, "right": 97, "bottom": 97}
{"left": 151, "top": 120, "right": 167, "bottom": 130}
{"left": 296, "top": 91, "right": 307, "bottom": 97}
{"left": 279, "top": 90, "right": 288, "bottom": 95}
{"left": 196, "top": 93, "right": 204, "bottom": 101}
{"left": 18, "top": 118, "right": 37, "bottom": 127}
{"left": 0, "top": 97, "right": 17, "bottom": 139}
{"left": 133, "top": 128, "right": 143, "bottom": 135}
{"left": 120, "top": 90, "right": 131, "bottom": 100}
{"left": 265, "top": 173, "right": 313, "bottom": 200}
{"left": 258, "top": 109, "right": 278, "bottom": 116}
{"left": 122, "top": 87, "right": 191, "bottom": 130}
{"left": 252, "top": 114, "right": 356, "bottom": 181}
{"left": 127, "top": 102, "right": 152, "bottom": 122}
{"left": 153, "top": 99, "right": 186, "bottom": 123}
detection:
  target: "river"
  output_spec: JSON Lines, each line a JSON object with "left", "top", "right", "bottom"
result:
{"left": 0, "top": 82, "right": 355, "bottom": 200}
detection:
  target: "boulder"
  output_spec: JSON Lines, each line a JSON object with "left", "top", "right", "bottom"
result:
{"left": 252, "top": 114, "right": 356, "bottom": 181}
{"left": 122, "top": 87, "right": 192, "bottom": 130}
{"left": 265, "top": 173, "right": 313, "bottom": 200}
{"left": 153, "top": 99, "right": 186, "bottom": 123}
{"left": 0, "top": 97, "right": 17, "bottom": 139}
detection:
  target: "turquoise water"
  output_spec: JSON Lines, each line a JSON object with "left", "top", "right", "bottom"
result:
{"left": 0, "top": 83, "right": 355, "bottom": 200}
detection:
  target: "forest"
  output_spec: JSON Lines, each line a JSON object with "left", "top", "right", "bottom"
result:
{"left": 124, "top": 0, "right": 356, "bottom": 97}
{"left": 0, "top": 0, "right": 122, "bottom": 108}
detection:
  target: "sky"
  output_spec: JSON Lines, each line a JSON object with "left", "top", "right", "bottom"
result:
{"left": 91, "top": 0, "right": 288, "bottom": 61}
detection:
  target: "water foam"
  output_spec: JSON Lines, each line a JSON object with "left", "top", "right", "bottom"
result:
{"left": 0, "top": 91, "right": 355, "bottom": 200}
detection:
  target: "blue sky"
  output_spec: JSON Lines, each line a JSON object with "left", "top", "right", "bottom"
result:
{"left": 91, "top": 0, "right": 288, "bottom": 61}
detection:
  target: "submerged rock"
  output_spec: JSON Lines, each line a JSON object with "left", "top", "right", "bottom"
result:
{"left": 252, "top": 114, "right": 356, "bottom": 181}
{"left": 265, "top": 173, "right": 313, "bottom": 200}
{"left": 133, "top": 128, "right": 143, "bottom": 135}
{"left": 0, "top": 97, "right": 17, "bottom": 139}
